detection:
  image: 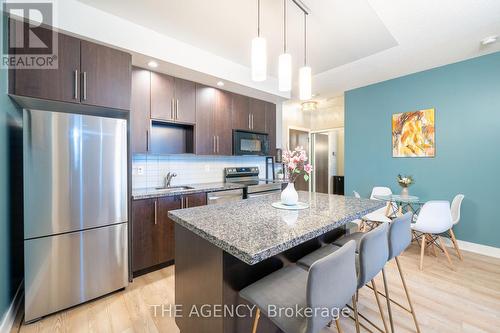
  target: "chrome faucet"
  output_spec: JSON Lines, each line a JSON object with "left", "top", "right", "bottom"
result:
{"left": 164, "top": 172, "right": 177, "bottom": 188}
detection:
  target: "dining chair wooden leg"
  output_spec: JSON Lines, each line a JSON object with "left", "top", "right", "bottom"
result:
{"left": 449, "top": 229, "right": 463, "bottom": 260}
{"left": 382, "top": 269, "right": 394, "bottom": 333}
{"left": 352, "top": 293, "right": 361, "bottom": 333}
{"left": 372, "top": 279, "right": 389, "bottom": 333}
{"left": 335, "top": 319, "right": 343, "bottom": 333}
{"left": 438, "top": 236, "right": 454, "bottom": 269}
{"left": 251, "top": 308, "right": 260, "bottom": 333}
{"left": 419, "top": 234, "right": 426, "bottom": 270}
{"left": 395, "top": 257, "right": 421, "bottom": 333}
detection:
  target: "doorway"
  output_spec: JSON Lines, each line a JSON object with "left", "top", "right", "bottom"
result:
{"left": 310, "top": 128, "right": 344, "bottom": 194}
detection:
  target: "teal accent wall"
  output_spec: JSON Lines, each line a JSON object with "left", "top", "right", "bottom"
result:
{"left": 345, "top": 51, "right": 500, "bottom": 248}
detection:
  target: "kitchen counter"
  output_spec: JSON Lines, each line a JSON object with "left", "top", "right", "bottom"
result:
{"left": 131, "top": 182, "right": 245, "bottom": 200}
{"left": 171, "top": 191, "right": 385, "bottom": 332}
{"left": 169, "top": 191, "right": 384, "bottom": 265}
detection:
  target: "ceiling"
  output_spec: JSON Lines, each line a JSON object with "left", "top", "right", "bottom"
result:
{"left": 77, "top": 0, "right": 500, "bottom": 100}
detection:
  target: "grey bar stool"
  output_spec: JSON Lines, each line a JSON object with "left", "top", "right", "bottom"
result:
{"left": 239, "top": 241, "right": 357, "bottom": 333}
{"left": 334, "top": 213, "right": 421, "bottom": 333}
{"left": 298, "top": 223, "right": 390, "bottom": 333}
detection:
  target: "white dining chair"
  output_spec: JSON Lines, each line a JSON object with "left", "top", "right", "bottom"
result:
{"left": 449, "top": 194, "right": 465, "bottom": 260}
{"left": 359, "top": 187, "right": 397, "bottom": 231}
{"left": 411, "top": 201, "right": 454, "bottom": 270}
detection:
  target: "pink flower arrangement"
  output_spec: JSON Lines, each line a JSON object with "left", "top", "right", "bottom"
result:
{"left": 282, "top": 146, "right": 313, "bottom": 183}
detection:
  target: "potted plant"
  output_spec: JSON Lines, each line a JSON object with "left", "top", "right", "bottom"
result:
{"left": 397, "top": 174, "right": 414, "bottom": 197}
{"left": 281, "top": 147, "right": 313, "bottom": 205}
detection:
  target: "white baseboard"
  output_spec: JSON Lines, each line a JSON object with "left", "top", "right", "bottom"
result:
{"left": 0, "top": 282, "right": 23, "bottom": 333}
{"left": 442, "top": 238, "right": 500, "bottom": 259}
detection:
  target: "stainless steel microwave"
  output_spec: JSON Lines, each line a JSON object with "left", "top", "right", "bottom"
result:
{"left": 233, "top": 130, "right": 270, "bottom": 156}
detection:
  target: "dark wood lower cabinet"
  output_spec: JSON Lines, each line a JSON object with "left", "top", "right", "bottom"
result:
{"left": 132, "top": 193, "right": 207, "bottom": 275}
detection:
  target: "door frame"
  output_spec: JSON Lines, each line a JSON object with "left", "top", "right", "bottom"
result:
{"left": 287, "top": 126, "right": 312, "bottom": 192}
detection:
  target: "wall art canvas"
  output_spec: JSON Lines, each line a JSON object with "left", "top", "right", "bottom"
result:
{"left": 392, "top": 108, "right": 435, "bottom": 157}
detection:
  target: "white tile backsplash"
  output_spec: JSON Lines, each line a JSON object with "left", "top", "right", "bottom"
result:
{"left": 132, "top": 154, "right": 268, "bottom": 189}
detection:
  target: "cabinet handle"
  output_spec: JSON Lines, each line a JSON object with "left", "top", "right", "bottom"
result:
{"left": 82, "top": 72, "right": 87, "bottom": 101}
{"left": 251, "top": 114, "right": 254, "bottom": 129}
{"left": 249, "top": 114, "right": 251, "bottom": 130}
{"left": 213, "top": 136, "right": 216, "bottom": 153}
{"left": 74, "top": 70, "right": 78, "bottom": 100}
{"left": 154, "top": 199, "right": 157, "bottom": 225}
{"left": 171, "top": 99, "right": 174, "bottom": 119}
{"left": 146, "top": 129, "right": 149, "bottom": 152}
{"left": 217, "top": 136, "right": 219, "bottom": 153}
{"left": 176, "top": 99, "right": 179, "bottom": 120}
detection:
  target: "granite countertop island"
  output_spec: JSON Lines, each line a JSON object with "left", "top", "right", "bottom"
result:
{"left": 169, "top": 191, "right": 384, "bottom": 265}
{"left": 170, "top": 191, "right": 385, "bottom": 333}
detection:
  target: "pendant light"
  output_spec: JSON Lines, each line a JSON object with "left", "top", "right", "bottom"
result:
{"left": 251, "top": 0, "right": 267, "bottom": 81}
{"left": 278, "top": 0, "right": 292, "bottom": 91}
{"left": 299, "top": 12, "right": 312, "bottom": 100}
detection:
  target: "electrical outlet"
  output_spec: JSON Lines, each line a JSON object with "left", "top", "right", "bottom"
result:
{"left": 137, "top": 167, "right": 144, "bottom": 175}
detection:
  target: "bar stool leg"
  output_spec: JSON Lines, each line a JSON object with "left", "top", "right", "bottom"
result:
{"left": 335, "top": 319, "right": 343, "bottom": 333}
{"left": 251, "top": 308, "right": 261, "bottom": 333}
{"left": 395, "top": 256, "right": 421, "bottom": 333}
{"left": 419, "top": 234, "right": 426, "bottom": 270}
{"left": 382, "top": 269, "right": 394, "bottom": 333}
{"left": 352, "top": 293, "right": 361, "bottom": 333}
{"left": 372, "top": 279, "right": 389, "bottom": 333}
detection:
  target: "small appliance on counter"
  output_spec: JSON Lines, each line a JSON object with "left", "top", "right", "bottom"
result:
{"left": 224, "top": 167, "right": 282, "bottom": 198}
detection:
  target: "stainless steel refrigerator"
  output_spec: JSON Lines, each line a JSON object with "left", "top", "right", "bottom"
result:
{"left": 23, "top": 109, "right": 128, "bottom": 322}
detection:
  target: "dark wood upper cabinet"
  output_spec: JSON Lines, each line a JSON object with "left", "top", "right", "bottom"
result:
{"left": 131, "top": 67, "right": 151, "bottom": 154}
{"left": 214, "top": 90, "right": 233, "bottom": 155}
{"left": 150, "top": 71, "right": 175, "bottom": 121}
{"left": 249, "top": 98, "right": 267, "bottom": 133}
{"left": 195, "top": 85, "right": 215, "bottom": 155}
{"left": 174, "top": 78, "right": 196, "bottom": 124}
{"left": 265, "top": 101, "right": 277, "bottom": 157}
{"left": 9, "top": 26, "right": 81, "bottom": 103}
{"left": 151, "top": 73, "right": 196, "bottom": 123}
{"left": 231, "top": 94, "right": 250, "bottom": 131}
{"left": 80, "top": 40, "right": 131, "bottom": 110}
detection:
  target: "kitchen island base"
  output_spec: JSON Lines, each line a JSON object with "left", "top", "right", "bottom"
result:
{"left": 174, "top": 224, "right": 346, "bottom": 333}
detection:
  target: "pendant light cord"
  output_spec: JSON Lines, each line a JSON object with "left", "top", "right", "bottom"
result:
{"left": 303, "top": 13, "right": 307, "bottom": 66}
{"left": 283, "top": 0, "right": 287, "bottom": 53}
{"left": 257, "top": 0, "right": 261, "bottom": 37}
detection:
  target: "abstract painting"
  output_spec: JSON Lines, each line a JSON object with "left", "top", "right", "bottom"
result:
{"left": 392, "top": 108, "right": 435, "bottom": 157}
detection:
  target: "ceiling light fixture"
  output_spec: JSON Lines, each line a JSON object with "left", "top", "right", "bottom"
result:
{"left": 301, "top": 101, "right": 317, "bottom": 112}
{"left": 481, "top": 35, "right": 498, "bottom": 46}
{"left": 216, "top": 81, "right": 225, "bottom": 87}
{"left": 299, "top": 12, "right": 311, "bottom": 101}
{"left": 147, "top": 60, "right": 158, "bottom": 68}
{"left": 251, "top": 0, "right": 267, "bottom": 81}
{"left": 278, "top": 0, "right": 292, "bottom": 92}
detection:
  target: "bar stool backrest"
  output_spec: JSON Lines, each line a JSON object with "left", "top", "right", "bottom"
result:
{"left": 388, "top": 212, "right": 412, "bottom": 260}
{"left": 306, "top": 241, "right": 357, "bottom": 333}
{"left": 358, "top": 223, "right": 389, "bottom": 289}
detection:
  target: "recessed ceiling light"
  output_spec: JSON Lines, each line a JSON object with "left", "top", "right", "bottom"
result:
{"left": 147, "top": 60, "right": 158, "bottom": 68}
{"left": 216, "top": 81, "right": 224, "bottom": 87}
{"left": 481, "top": 36, "right": 498, "bottom": 46}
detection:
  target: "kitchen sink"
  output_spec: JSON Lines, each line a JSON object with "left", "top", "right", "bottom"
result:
{"left": 155, "top": 186, "right": 194, "bottom": 192}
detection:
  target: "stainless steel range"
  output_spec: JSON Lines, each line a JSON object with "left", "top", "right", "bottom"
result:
{"left": 224, "top": 167, "right": 282, "bottom": 198}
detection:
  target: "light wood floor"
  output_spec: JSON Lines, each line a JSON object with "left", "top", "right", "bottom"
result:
{"left": 17, "top": 244, "right": 500, "bottom": 333}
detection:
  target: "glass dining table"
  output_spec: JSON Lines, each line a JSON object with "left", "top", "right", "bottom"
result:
{"left": 373, "top": 194, "right": 424, "bottom": 217}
